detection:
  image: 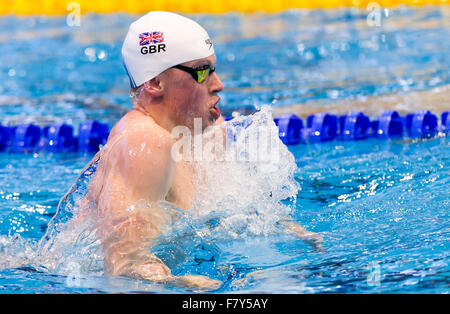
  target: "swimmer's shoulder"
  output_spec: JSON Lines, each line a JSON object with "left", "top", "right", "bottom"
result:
{"left": 92, "top": 111, "right": 176, "bottom": 210}
{"left": 104, "top": 110, "right": 175, "bottom": 166}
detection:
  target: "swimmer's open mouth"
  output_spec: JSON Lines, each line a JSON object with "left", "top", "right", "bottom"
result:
{"left": 210, "top": 98, "right": 221, "bottom": 120}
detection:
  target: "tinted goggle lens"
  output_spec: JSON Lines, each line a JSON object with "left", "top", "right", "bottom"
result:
{"left": 196, "top": 68, "right": 210, "bottom": 83}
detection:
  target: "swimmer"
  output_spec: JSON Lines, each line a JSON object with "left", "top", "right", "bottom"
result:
{"left": 67, "top": 11, "right": 322, "bottom": 290}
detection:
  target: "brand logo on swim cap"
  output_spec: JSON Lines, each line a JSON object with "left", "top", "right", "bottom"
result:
{"left": 139, "top": 31, "right": 166, "bottom": 55}
{"left": 205, "top": 38, "right": 213, "bottom": 49}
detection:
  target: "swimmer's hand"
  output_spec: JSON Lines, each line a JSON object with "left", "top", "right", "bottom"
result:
{"left": 171, "top": 274, "right": 222, "bottom": 291}
{"left": 130, "top": 258, "right": 172, "bottom": 282}
{"left": 130, "top": 259, "right": 221, "bottom": 291}
{"left": 279, "top": 220, "right": 323, "bottom": 251}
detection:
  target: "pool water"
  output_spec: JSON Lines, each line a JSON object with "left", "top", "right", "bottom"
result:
{"left": 0, "top": 7, "right": 449, "bottom": 293}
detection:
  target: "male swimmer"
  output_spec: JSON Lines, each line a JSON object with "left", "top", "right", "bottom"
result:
{"left": 59, "top": 11, "right": 322, "bottom": 290}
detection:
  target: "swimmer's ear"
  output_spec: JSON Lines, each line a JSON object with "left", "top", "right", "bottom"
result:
{"left": 143, "top": 77, "right": 164, "bottom": 98}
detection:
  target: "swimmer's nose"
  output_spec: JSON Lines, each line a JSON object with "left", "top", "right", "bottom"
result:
{"left": 209, "top": 71, "right": 224, "bottom": 94}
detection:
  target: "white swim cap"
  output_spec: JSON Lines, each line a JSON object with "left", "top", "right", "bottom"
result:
{"left": 122, "top": 11, "right": 215, "bottom": 88}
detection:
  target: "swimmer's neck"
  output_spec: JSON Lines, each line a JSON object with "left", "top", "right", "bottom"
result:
{"left": 132, "top": 101, "right": 176, "bottom": 132}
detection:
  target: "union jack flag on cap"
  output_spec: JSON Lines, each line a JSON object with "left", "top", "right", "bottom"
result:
{"left": 139, "top": 32, "right": 164, "bottom": 46}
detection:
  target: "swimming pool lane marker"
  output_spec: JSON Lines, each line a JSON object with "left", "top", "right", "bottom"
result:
{"left": 0, "top": 110, "right": 449, "bottom": 153}
{"left": 273, "top": 110, "right": 448, "bottom": 145}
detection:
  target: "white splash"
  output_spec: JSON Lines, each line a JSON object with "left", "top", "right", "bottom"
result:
{"left": 185, "top": 105, "right": 300, "bottom": 240}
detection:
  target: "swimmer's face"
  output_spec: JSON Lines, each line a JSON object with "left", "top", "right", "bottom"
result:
{"left": 163, "top": 54, "right": 224, "bottom": 131}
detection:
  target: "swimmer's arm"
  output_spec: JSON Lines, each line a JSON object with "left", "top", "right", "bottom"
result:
{"left": 98, "top": 130, "right": 220, "bottom": 290}
{"left": 278, "top": 219, "right": 323, "bottom": 251}
{"left": 97, "top": 131, "right": 174, "bottom": 280}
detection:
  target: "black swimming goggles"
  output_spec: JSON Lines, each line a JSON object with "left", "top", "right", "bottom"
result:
{"left": 172, "top": 64, "right": 215, "bottom": 84}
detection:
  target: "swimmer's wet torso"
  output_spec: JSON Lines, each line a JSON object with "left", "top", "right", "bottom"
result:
{"left": 88, "top": 110, "right": 197, "bottom": 214}
{"left": 80, "top": 109, "right": 219, "bottom": 289}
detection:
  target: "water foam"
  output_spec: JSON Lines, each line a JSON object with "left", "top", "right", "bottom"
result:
{"left": 176, "top": 105, "right": 299, "bottom": 241}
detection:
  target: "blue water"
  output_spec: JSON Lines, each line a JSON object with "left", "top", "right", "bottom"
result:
{"left": 0, "top": 7, "right": 449, "bottom": 293}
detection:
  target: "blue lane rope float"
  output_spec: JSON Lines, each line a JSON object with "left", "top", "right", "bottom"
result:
{"left": 274, "top": 114, "right": 304, "bottom": 145}
{"left": 10, "top": 124, "right": 41, "bottom": 153}
{"left": 405, "top": 110, "right": 438, "bottom": 139}
{"left": 339, "top": 111, "right": 371, "bottom": 141}
{"left": 442, "top": 112, "right": 450, "bottom": 133}
{"left": 77, "top": 120, "right": 109, "bottom": 154}
{"left": 0, "top": 110, "right": 449, "bottom": 154}
{"left": 0, "top": 125, "right": 12, "bottom": 152}
{"left": 305, "top": 112, "right": 338, "bottom": 143}
{"left": 38, "top": 123, "right": 76, "bottom": 153}
{"left": 373, "top": 110, "right": 404, "bottom": 139}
